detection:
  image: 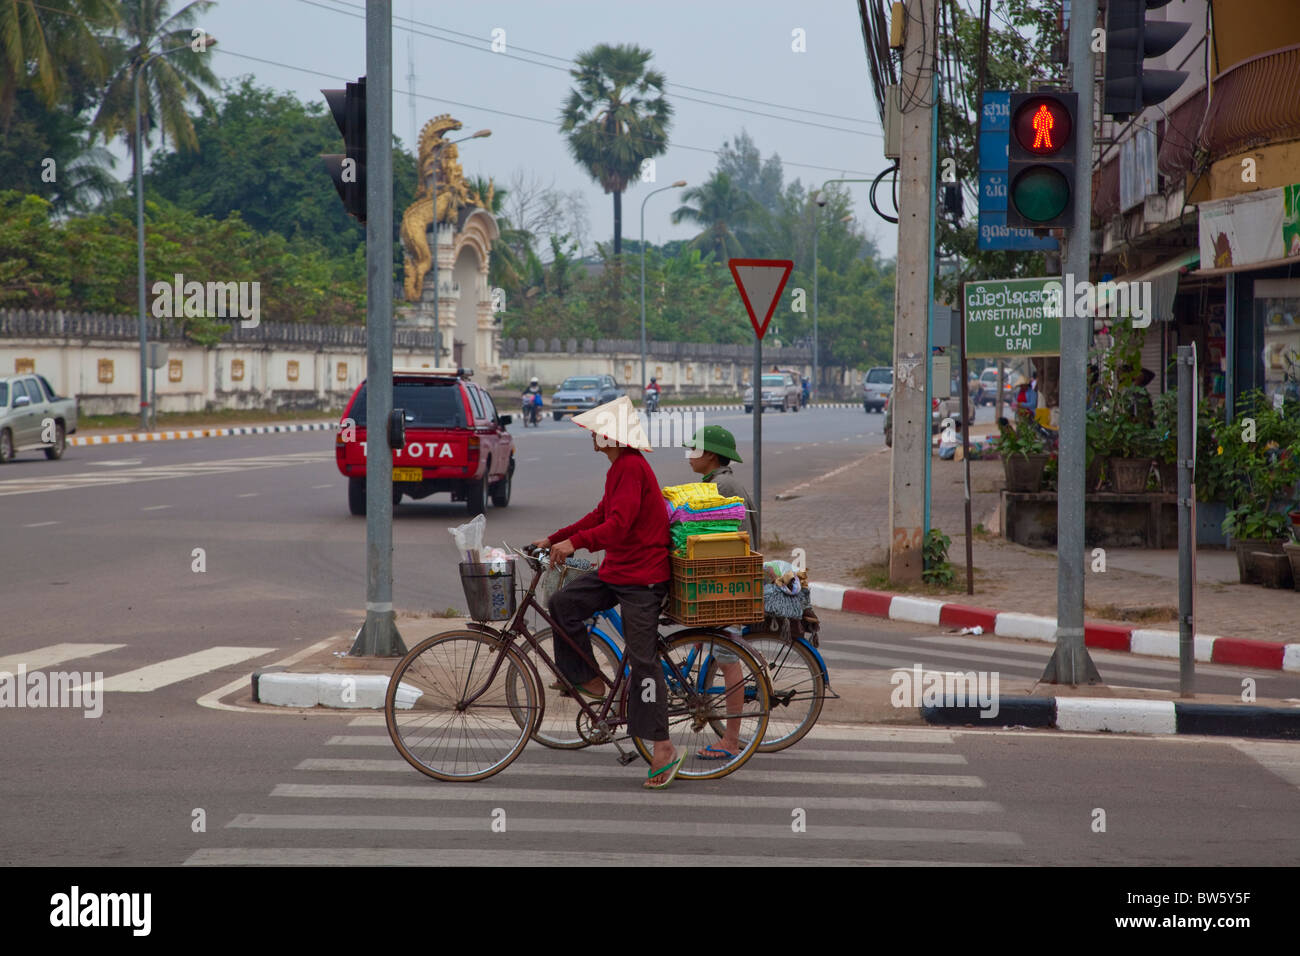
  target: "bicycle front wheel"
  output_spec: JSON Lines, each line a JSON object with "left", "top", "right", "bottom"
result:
{"left": 631, "top": 632, "right": 769, "bottom": 781}
{"left": 720, "top": 634, "right": 825, "bottom": 751}
{"left": 385, "top": 629, "right": 540, "bottom": 782}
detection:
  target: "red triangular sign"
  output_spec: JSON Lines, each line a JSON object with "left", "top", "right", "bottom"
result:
{"left": 728, "top": 258, "right": 793, "bottom": 340}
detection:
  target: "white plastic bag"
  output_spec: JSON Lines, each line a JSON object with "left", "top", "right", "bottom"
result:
{"left": 449, "top": 514, "right": 487, "bottom": 563}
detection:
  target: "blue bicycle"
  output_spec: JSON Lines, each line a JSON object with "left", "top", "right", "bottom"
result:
{"left": 525, "top": 606, "right": 831, "bottom": 752}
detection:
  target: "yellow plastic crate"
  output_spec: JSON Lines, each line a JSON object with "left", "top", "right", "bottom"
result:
{"left": 666, "top": 553, "right": 764, "bottom": 625}
{"left": 686, "top": 532, "right": 750, "bottom": 560}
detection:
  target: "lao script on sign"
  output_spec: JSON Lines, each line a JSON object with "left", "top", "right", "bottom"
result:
{"left": 963, "top": 277, "right": 1062, "bottom": 358}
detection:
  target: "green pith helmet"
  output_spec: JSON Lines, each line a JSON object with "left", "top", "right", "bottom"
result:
{"left": 684, "top": 425, "right": 743, "bottom": 464}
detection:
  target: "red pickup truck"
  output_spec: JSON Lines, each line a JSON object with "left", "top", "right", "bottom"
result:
{"left": 335, "top": 368, "right": 515, "bottom": 515}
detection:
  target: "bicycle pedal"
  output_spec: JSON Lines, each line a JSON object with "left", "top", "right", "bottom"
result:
{"left": 616, "top": 751, "right": 639, "bottom": 767}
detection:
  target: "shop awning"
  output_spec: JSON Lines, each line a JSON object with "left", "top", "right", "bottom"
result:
{"left": 1107, "top": 250, "right": 1200, "bottom": 324}
{"left": 1191, "top": 253, "right": 1300, "bottom": 277}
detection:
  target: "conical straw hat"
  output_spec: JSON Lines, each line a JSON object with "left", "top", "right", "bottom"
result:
{"left": 571, "top": 395, "right": 654, "bottom": 452}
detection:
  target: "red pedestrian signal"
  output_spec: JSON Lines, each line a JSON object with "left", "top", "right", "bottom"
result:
{"left": 1006, "top": 91, "right": 1078, "bottom": 229}
{"left": 1013, "top": 97, "right": 1072, "bottom": 156}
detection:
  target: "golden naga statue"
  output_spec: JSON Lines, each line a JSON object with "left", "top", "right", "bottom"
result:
{"left": 400, "top": 114, "right": 494, "bottom": 302}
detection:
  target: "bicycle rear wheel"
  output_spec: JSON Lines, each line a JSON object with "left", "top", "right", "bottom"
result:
{"left": 385, "top": 629, "right": 539, "bottom": 782}
{"left": 717, "top": 634, "right": 825, "bottom": 751}
{"left": 508, "top": 626, "right": 622, "bottom": 749}
{"left": 631, "top": 632, "right": 769, "bottom": 781}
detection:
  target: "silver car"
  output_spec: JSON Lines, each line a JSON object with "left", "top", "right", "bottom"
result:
{"left": 862, "top": 366, "right": 892, "bottom": 412}
{"left": 744, "top": 372, "right": 800, "bottom": 413}
{"left": 0, "top": 373, "right": 78, "bottom": 462}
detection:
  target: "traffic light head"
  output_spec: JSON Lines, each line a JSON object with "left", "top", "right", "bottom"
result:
{"left": 1104, "top": 0, "right": 1190, "bottom": 121}
{"left": 322, "top": 77, "right": 366, "bottom": 223}
{"left": 1006, "top": 91, "right": 1078, "bottom": 229}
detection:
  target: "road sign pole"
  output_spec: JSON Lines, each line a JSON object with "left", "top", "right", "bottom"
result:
{"left": 1177, "top": 345, "right": 1196, "bottom": 697}
{"left": 1042, "top": 0, "right": 1100, "bottom": 685}
{"left": 352, "top": 0, "right": 405, "bottom": 658}
{"left": 753, "top": 337, "right": 762, "bottom": 548}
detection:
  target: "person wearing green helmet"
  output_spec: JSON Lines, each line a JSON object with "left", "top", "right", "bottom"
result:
{"left": 683, "top": 424, "right": 756, "bottom": 544}
{"left": 683, "top": 424, "right": 754, "bottom": 760}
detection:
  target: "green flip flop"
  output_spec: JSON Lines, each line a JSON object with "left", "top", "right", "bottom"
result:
{"left": 644, "top": 753, "right": 683, "bottom": 790}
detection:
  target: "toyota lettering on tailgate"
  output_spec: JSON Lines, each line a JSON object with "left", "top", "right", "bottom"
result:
{"left": 359, "top": 441, "right": 461, "bottom": 460}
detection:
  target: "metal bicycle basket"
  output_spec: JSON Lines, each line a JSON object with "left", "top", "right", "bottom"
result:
{"left": 459, "top": 561, "right": 516, "bottom": 622}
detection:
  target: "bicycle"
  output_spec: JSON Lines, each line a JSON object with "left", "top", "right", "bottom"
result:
{"left": 562, "top": 605, "right": 834, "bottom": 752}
{"left": 383, "top": 548, "right": 771, "bottom": 783}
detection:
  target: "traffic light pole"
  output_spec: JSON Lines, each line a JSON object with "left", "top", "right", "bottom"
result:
{"left": 351, "top": 0, "right": 405, "bottom": 657}
{"left": 1043, "top": 0, "right": 1100, "bottom": 685}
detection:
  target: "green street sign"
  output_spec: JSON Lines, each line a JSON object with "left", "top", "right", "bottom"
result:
{"left": 963, "top": 277, "right": 1062, "bottom": 358}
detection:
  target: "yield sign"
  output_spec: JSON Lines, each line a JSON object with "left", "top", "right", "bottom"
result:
{"left": 728, "top": 258, "right": 793, "bottom": 340}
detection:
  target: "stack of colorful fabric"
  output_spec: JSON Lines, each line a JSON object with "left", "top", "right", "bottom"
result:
{"left": 662, "top": 483, "right": 745, "bottom": 554}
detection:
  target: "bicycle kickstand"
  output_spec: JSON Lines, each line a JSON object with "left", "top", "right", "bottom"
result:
{"left": 612, "top": 736, "right": 640, "bottom": 766}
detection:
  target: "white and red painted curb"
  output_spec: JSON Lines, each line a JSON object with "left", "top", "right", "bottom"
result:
{"left": 808, "top": 582, "right": 1300, "bottom": 673}
{"left": 69, "top": 421, "right": 337, "bottom": 446}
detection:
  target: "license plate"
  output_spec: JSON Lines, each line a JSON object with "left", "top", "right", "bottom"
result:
{"left": 392, "top": 467, "right": 422, "bottom": 482}
{"left": 565, "top": 405, "right": 578, "bottom": 410}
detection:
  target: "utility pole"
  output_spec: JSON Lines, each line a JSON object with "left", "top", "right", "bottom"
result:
{"left": 1042, "top": 0, "right": 1100, "bottom": 684}
{"left": 352, "top": 0, "right": 405, "bottom": 657}
{"left": 888, "top": 0, "right": 938, "bottom": 586}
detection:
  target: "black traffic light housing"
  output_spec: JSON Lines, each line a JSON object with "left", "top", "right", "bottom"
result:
{"left": 1103, "top": 0, "right": 1190, "bottom": 121}
{"left": 1006, "top": 91, "right": 1078, "bottom": 230}
{"left": 322, "top": 77, "right": 366, "bottom": 223}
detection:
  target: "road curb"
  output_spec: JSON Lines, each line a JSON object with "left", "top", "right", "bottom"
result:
{"left": 69, "top": 421, "right": 338, "bottom": 446}
{"left": 808, "top": 581, "right": 1300, "bottom": 673}
{"left": 256, "top": 671, "right": 400, "bottom": 709}
{"left": 921, "top": 697, "right": 1300, "bottom": 739}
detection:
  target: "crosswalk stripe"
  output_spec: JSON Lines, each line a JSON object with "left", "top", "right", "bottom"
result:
{"left": 184, "top": 847, "right": 1009, "bottom": 867}
{"left": 295, "top": 758, "right": 984, "bottom": 786}
{"left": 71, "top": 647, "right": 274, "bottom": 692}
{"left": 323, "top": 735, "right": 968, "bottom": 764}
{"left": 1232, "top": 741, "right": 1300, "bottom": 789}
{"left": 346, "top": 715, "right": 958, "bottom": 743}
{"left": 269, "top": 782, "right": 1003, "bottom": 813}
{"left": 0, "top": 643, "right": 125, "bottom": 673}
{"left": 224, "top": 813, "right": 1021, "bottom": 845}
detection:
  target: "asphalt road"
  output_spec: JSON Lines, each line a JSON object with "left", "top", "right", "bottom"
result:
{"left": 2, "top": 406, "right": 1298, "bottom": 867}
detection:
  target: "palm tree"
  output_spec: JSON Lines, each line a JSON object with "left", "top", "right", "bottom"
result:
{"left": 92, "top": 0, "right": 218, "bottom": 180}
{"left": 670, "top": 171, "right": 757, "bottom": 261}
{"left": 0, "top": 0, "right": 118, "bottom": 126}
{"left": 559, "top": 43, "right": 672, "bottom": 255}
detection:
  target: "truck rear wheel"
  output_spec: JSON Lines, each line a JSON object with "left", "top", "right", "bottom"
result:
{"left": 43, "top": 421, "right": 66, "bottom": 459}
{"left": 348, "top": 477, "right": 365, "bottom": 516}
{"left": 466, "top": 470, "right": 489, "bottom": 516}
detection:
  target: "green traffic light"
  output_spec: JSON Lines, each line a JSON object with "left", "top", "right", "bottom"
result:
{"left": 1010, "top": 166, "right": 1070, "bottom": 224}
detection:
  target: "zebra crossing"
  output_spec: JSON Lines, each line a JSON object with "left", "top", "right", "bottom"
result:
{"left": 184, "top": 722, "right": 1028, "bottom": 865}
{"left": 0, "top": 451, "right": 331, "bottom": 497}
{"left": 0, "top": 642, "right": 274, "bottom": 694}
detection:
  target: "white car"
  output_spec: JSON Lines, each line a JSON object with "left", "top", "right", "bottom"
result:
{"left": 743, "top": 372, "right": 800, "bottom": 412}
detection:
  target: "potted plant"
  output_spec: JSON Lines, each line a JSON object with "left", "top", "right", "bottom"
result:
{"left": 1151, "top": 389, "right": 1179, "bottom": 493}
{"left": 1099, "top": 400, "right": 1155, "bottom": 494}
{"left": 996, "top": 413, "right": 1049, "bottom": 492}
{"left": 1085, "top": 406, "right": 1105, "bottom": 492}
{"left": 1195, "top": 399, "right": 1233, "bottom": 546}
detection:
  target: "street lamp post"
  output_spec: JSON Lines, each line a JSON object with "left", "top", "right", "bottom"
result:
{"left": 135, "top": 41, "right": 213, "bottom": 431}
{"left": 430, "top": 129, "right": 491, "bottom": 366}
{"left": 812, "top": 178, "right": 869, "bottom": 402}
{"left": 640, "top": 180, "right": 687, "bottom": 392}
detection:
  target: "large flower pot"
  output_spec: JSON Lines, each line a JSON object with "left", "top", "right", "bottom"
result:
{"left": 1234, "top": 538, "right": 1286, "bottom": 584}
{"left": 1003, "top": 453, "right": 1050, "bottom": 493}
{"left": 1285, "top": 542, "right": 1300, "bottom": 591}
{"left": 1108, "top": 457, "right": 1154, "bottom": 494}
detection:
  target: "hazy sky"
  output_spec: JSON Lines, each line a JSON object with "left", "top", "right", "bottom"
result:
{"left": 194, "top": 0, "right": 896, "bottom": 257}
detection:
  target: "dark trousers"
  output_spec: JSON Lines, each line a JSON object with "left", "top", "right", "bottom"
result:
{"left": 549, "top": 574, "right": 670, "bottom": 741}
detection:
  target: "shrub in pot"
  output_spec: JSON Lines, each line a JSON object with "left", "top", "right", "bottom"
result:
{"left": 996, "top": 414, "right": 1049, "bottom": 492}
{"left": 1097, "top": 403, "right": 1155, "bottom": 493}
{"left": 1151, "top": 389, "right": 1179, "bottom": 493}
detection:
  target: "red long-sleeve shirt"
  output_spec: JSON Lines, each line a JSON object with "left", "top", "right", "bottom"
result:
{"left": 549, "top": 449, "right": 671, "bottom": 586}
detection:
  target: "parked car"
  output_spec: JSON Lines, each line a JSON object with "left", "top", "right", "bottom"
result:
{"left": 862, "top": 366, "right": 893, "bottom": 412}
{"left": 743, "top": 372, "right": 801, "bottom": 413}
{"left": 882, "top": 391, "right": 975, "bottom": 448}
{"left": 550, "top": 375, "right": 623, "bottom": 421}
{"left": 0, "top": 373, "right": 77, "bottom": 463}
{"left": 335, "top": 368, "right": 514, "bottom": 516}
{"left": 975, "top": 367, "right": 1018, "bottom": 406}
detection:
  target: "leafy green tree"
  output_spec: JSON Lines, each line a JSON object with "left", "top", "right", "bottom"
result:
{"left": 715, "top": 129, "right": 784, "bottom": 213}
{"left": 669, "top": 172, "right": 758, "bottom": 261}
{"left": 559, "top": 42, "right": 672, "bottom": 255}
{"left": 0, "top": 0, "right": 117, "bottom": 124}
{"left": 92, "top": 0, "right": 219, "bottom": 180}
